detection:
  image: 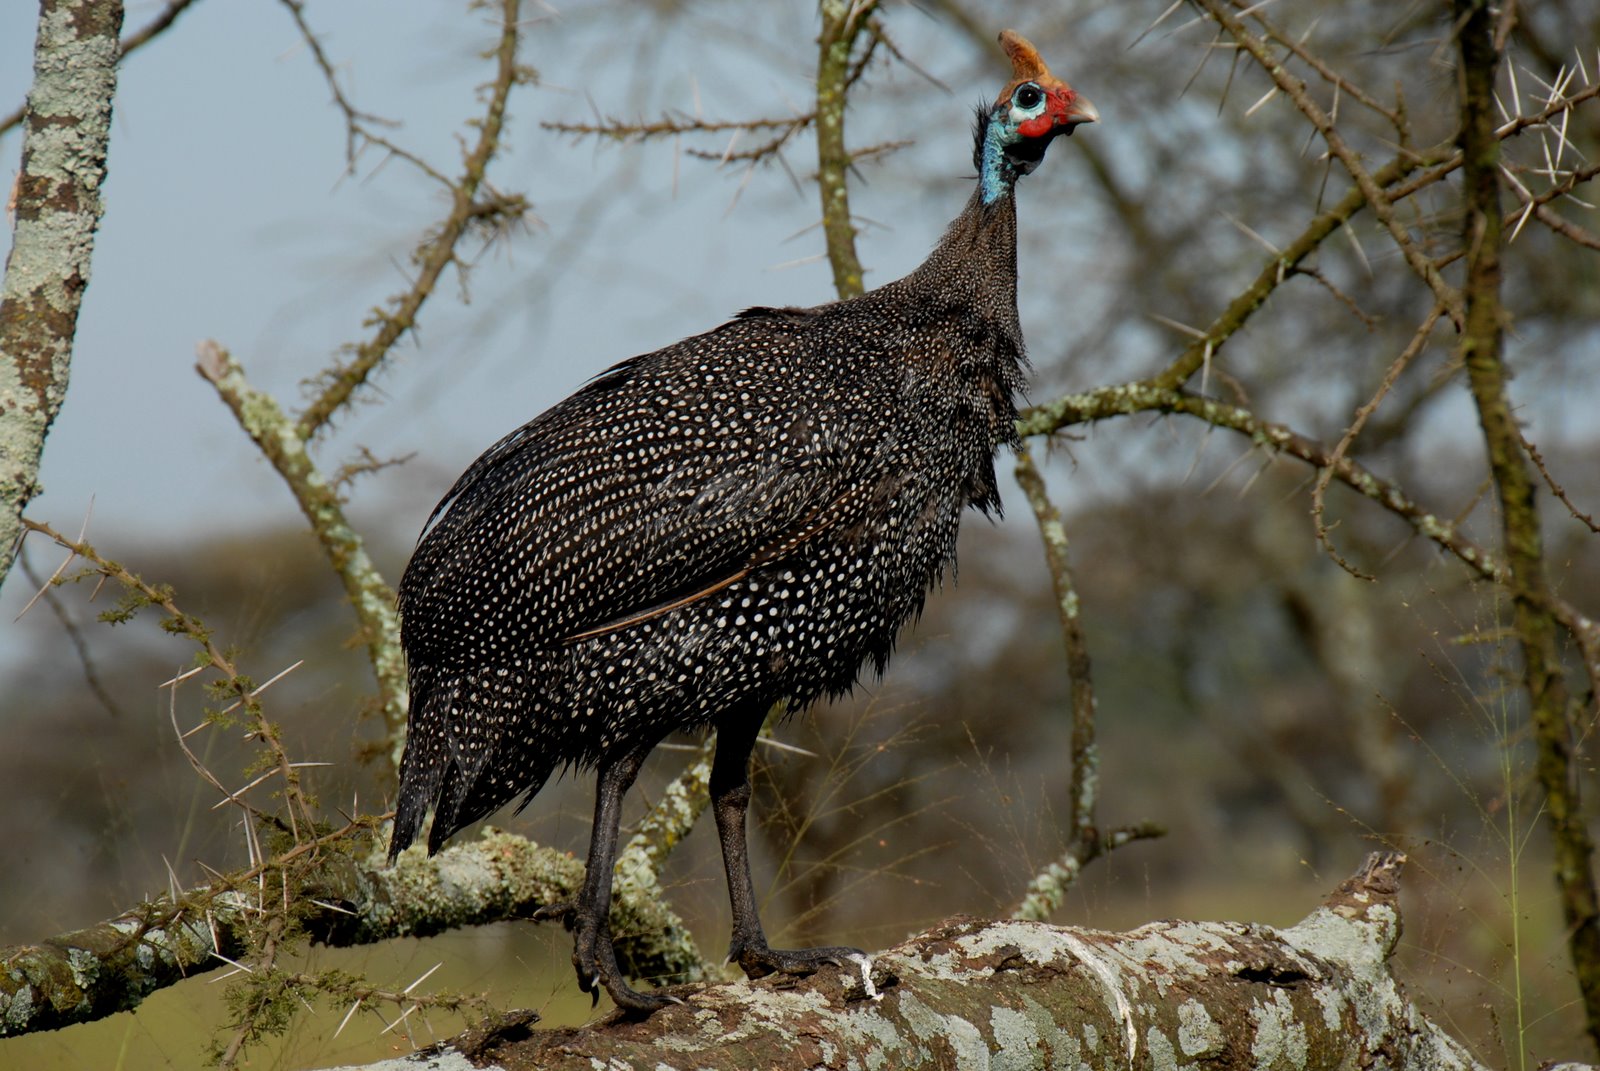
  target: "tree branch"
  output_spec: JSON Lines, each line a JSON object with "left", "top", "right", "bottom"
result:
{"left": 0, "top": 0, "right": 124, "bottom": 589}
{"left": 0, "top": 0, "right": 191, "bottom": 139}
{"left": 1451, "top": 0, "right": 1600, "bottom": 1053}
{"left": 196, "top": 341, "right": 409, "bottom": 763}
{"left": 814, "top": 0, "right": 879, "bottom": 300}
{"left": 1010, "top": 446, "right": 1163, "bottom": 919}
{"left": 293, "top": 0, "right": 529, "bottom": 440}
{"left": 323, "top": 853, "right": 1487, "bottom": 1071}
{"left": 1016, "top": 381, "right": 1600, "bottom": 682}
{"left": 1193, "top": 0, "right": 1465, "bottom": 328}
{"left": 0, "top": 828, "right": 704, "bottom": 1037}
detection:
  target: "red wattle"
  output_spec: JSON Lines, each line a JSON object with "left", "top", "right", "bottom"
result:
{"left": 1018, "top": 115, "right": 1054, "bottom": 138}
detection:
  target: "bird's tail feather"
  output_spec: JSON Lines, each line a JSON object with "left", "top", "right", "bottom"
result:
{"left": 389, "top": 664, "right": 554, "bottom": 859}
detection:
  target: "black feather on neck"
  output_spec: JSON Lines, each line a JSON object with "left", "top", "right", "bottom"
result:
{"left": 970, "top": 104, "right": 992, "bottom": 172}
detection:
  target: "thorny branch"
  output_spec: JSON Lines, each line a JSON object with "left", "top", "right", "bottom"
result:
{"left": 21, "top": 518, "right": 317, "bottom": 842}
{"left": 1451, "top": 0, "right": 1600, "bottom": 1051}
{"left": 294, "top": 0, "right": 531, "bottom": 438}
{"left": 1310, "top": 303, "right": 1445, "bottom": 580}
{"left": 1192, "top": 0, "right": 1465, "bottom": 327}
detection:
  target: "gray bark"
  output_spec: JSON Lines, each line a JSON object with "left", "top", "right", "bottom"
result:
{"left": 319, "top": 852, "right": 1488, "bottom": 1071}
{"left": 0, "top": 0, "right": 123, "bottom": 587}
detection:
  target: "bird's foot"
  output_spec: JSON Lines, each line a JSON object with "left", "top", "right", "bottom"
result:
{"left": 728, "top": 940, "right": 867, "bottom": 981}
{"left": 570, "top": 911, "right": 683, "bottom": 1015}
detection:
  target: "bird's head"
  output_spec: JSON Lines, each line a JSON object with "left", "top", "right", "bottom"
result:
{"left": 976, "top": 30, "right": 1097, "bottom": 202}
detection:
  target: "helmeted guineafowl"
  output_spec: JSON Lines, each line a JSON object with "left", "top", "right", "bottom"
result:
{"left": 391, "top": 29, "right": 1096, "bottom": 1012}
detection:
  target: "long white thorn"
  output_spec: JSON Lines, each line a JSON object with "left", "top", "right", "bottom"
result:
{"left": 1244, "top": 85, "right": 1279, "bottom": 117}
{"left": 1221, "top": 211, "right": 1280, "bottom": 254}
{"left": 1129, "top": 0, "right": 1184, "bottom": 50}
{"left": 404, "top": 962, "right": 444, "bottom": 994}
{"left": 333, "top": 1000, "right": 363, "bottom": 1040}
{"left": 160, "top": 665, "right": 207, "bottom": 689}
{"left": 1148, "top": 313, "right": 1208, "bottom": 339}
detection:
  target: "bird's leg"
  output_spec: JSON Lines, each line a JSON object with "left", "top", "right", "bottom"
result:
{"left": 570, "top": 742, "right": 675, "bottom": 1013}
{"left": 711, "top": 711, "right": 866, "bottom": 980}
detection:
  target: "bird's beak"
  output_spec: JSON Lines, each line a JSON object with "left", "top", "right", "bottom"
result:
{"left": 1055, "top": 91, "right": 1099, "bottom": 136}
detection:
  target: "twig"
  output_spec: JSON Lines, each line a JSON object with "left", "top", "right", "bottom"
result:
{"left": 1310, "top": 303, "right": 1443, "bottom": 578}
{"left": 294, "top": 0, "right": 530, "bottom": 439}
{"left": 16, "top": 543, "right": 126, "bottom": 719}
{"left": 1520, "top": 432, "right": 1600, "bottom": 534}
{"left": 20, "top": 518, "right": 316, "bottom": 840}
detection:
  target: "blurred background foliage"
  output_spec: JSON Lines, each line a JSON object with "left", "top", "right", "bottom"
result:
{"left": 2, "top": 0, "right": 1597, "bottom": 1067}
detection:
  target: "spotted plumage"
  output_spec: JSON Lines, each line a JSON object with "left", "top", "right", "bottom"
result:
{"left": 391, "top": 29, "right": 1096, "bottom": 1013}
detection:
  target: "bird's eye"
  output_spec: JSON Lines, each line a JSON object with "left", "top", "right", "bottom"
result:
{"left": 1014, "top": 84, "right": 1044, "bottom": 111}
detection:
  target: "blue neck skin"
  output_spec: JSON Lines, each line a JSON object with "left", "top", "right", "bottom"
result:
{"left": 979, "top": 116, "right": 1018, "bottom": 206}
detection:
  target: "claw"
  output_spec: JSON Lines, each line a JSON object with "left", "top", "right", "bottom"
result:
{"left": 532, "top": 901, "right": 577, "bottom": 927}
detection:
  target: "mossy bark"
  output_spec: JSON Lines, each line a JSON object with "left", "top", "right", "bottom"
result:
{"left": 316, "top": 853, "right": 1488, "bottom": 1071}
{"left": 0, "top": 0, "right": 124, "bottom": 588}
{"left": 0, "top": 829, "right": 706, "bottom": 1037}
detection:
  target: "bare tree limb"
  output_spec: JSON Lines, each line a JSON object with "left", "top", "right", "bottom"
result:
{"left": 1016, "top": 381, "right": 1600, "bottom": 683}
{"left": 1193, "top": 0, "right": 1465, "bottom": 328}
{"left": 196, "top": 341, "right": 407, "bottom": 761}
{"left": 293, "top": 0, "right": 530, "bottom": 440}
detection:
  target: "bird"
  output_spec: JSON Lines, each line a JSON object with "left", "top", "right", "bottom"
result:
{"left": 390, "top": 29, "right": 1096, "bottom": 1013}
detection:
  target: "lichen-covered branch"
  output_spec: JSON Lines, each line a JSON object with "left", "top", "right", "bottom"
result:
{"left": 0, "top": 828, "right": 704, "bottom": 1038}
{"left": 196, "top": 341, "right": 408, "bottom": 760}
{"left": 1451, "top": 0, "right": 1600, "bottom": 1053}
{"left": 0, "top": 0, "right": 193, "bottom": 139}
{"left": 315, "top": 853, "right": 1487, "bottom": 1071}
{"left": 0, "top": 0, "right": 123, "bottom": 589}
